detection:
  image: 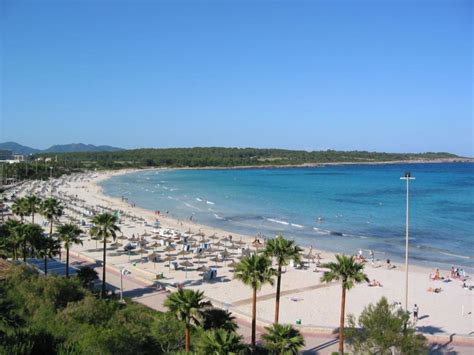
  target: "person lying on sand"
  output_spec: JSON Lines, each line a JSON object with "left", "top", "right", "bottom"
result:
{"left": 427, "top": 287, "right": 442, "bottom": 293}
{"left": 368, "top": 279, "right": 383, "bottom": 287}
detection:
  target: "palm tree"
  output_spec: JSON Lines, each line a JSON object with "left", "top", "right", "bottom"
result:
{"left": 35, "top": 235, "right": 61, "bottom": 275}
{"left": 3, "top": 219, "right": 22, "bottom": 260}
{"left": 16, "top": 223, "right": 44, "bottom": 262}
{"left": 261, "top": 323, "right": 305, "bottom": 355}
{"left": 234, "top": 254, "right": 275, "bottom": 346}
{"left": 263, "top": 235, "right": 302, "bottom": 323}
{"left": 25, "top": 195, "right": 42, "bottom": 224}
{"left": 41, "top": 198, "right": 63, "bottom": 237}
{"left": 321, "top": 254, "right": 369, "bottom": 354}
{"left": 57, "top": 224, "right": 83, "bottom": 277}
{"left": 198, "top": 329, "right": 245, "bottom": 355}
{"left": 164, "top": 289, "right": 212, "bottom": 352}
{"left": 11, "top": 198, "right": 29, "bottom": 223}
{"left": 90, "top": 213, "right": 120, "bottom": 298}
{"left": 202, "top": 308, "right": 238, "bottom": 332}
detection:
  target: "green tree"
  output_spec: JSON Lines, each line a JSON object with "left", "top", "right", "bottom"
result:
{"left": 41, "top": 197, "right": 63, "bottom": 237}
{"left": 197, "top": 329, "right": 245, "bottom": 355}
{"left": 1, "top": 219, "right": 22, "bottom": 259}
{"left": 75, "top": 266, "right": 99, "bottom": 290}
{"left": 261, "top": 323, "right": 305, "bottom": 355}
{"left": 346, "top": 297, "right": 428, "bottom": 354}
{"left": 164, "top": 289, "right": 212, "bottom": 353}
{"left": 16, "top": 223, "right": 44, "bottom": 262}
{"left": 90, "top": 213, "right": 120, "bottom": 297}
{"left": 234, "top": 254, "right": 275, "bottom": 346}
{"left": 321, "top": 255, "right": 369, "bottom": 354}
{"left": 57, "top": 224, "right": 83, "bottom": 277}
{"left": 35, "top": 235, "right": 61, "bottom": 275}
{"left": 11, "top": 197, "right": 29, "bottom": 223}
{"left": 263, "top": 235, "right": 302, "bottom": 323}
{"left": 202, "top": 308, "right": 238, "bottom": 332}
{"left": 25, "top": 195, "right": 42, "bottom": 224}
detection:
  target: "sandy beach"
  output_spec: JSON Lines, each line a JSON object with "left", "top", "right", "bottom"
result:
{"left": 9, "top": 169, "right": 474, "bottom": 338}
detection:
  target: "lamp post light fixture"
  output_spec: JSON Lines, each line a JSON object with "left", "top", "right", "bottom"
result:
{"left": 400, "top": 172, "right": 415, "bottom": 311}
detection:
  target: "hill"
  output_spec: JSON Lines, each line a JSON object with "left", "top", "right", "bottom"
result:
{"left": 43, "top": 143, "right": 123, "bottom": 153}
{"left": 0, "top": 142, "right": 123, "bottom": 154}
{"left": 0, "top": 141, "right": 41, "bottom": 155}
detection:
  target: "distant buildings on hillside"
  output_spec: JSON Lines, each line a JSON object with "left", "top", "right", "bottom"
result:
{"left": 0, "top": 149, "right": 26, "bottom": 164}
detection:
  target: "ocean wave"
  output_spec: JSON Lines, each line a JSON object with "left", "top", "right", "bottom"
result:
{"left": 267, "top": 218, "right": 289, "bottom": 226}
{"left": 313, "top": 227, "right": 331, "bottom": 235}
{"left": 196, "top": 198, "right": 203, "bottom": 202}
{"left": 167, "top": 196, "right": 174, "bottom": 200}
{"left": 214, "top": 214, "right": 224, "bottom": 220}
{"left": 439, "top": 252, "right": 471, "bottom": 260}
{"left": 206, "top": 200, "right": 215, "bottom": 205}
{"left": 291, "top": 223, "right": 304, "bottom": 228}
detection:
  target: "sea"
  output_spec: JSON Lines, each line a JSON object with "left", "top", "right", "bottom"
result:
{"left": 100, "top": 163, "right": 474, "bottom": 270}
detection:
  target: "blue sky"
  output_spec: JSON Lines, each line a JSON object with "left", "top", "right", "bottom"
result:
{"left": 1, "top": 0, "right": 472, "bottom": 156}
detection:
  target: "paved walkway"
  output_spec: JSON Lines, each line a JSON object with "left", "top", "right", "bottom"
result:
{"left": 67, "top": 254, "right": 474, "bottom": 354}
{"left": 232, "top": 281, "right": 335, "bottom": 306}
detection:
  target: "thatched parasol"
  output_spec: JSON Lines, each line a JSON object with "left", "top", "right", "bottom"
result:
{"left": 180, "top": 260, "right": 194, "bottom": 278}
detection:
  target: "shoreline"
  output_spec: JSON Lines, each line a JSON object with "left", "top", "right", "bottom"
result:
{"left": 90, "top": 158, "right": 473, "bottom": 173}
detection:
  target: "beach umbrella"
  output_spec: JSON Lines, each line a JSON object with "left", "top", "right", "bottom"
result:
{"left": 163, "top": 245, "right": 176, "bottom": 253}
{"left": 194, "top": 254, "right": 207, "bottom": 263}
{"left": 136, "top": 248, "right": 146, "bottom": 257}
{"left": 214, "top": 241, "right": 224, "bottom": 250}
{"left": 227, "top": 244, "right": 239, "bottom": 250}
{"left": 113, "top": 242, "right": 123, "bottom": 247}
{"left": 221, "top": 249, "right": 231, "bottom": 258}
{"left": 180, "top": 260, "right": 194, "bottom": 278}
{"left": 234, "top": 239, "right": 246, "bottom": 246}
{"left": 221, "top": 236, "right": 231, "bottom": 243}
{"left": 177, "top": 250, "right": 190, "bottom": 258}
{"left": 196, "top": 265, "right": 209, "bottom": 273}
{"left": 162, "top": 255, "right": 176, "bottom": 272}
{"left": 142, "top": 231, "right": 150, "bottom": 237}
{"left": 152, "top": 235, "right": 161, "bottom": 240}
{"left": 208, "top": 234, "right": 219, "bottom": 240}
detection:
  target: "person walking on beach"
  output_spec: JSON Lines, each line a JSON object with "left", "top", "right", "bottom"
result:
{"left": 413, "top": 304, "right": 419, "bottom": 322}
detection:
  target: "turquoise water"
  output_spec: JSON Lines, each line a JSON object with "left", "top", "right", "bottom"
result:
{"left": 100, "top": 163, "right": 474, "bottom": 269}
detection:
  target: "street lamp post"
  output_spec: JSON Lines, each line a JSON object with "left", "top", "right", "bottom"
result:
{"left": 400, "top": 172, "right": 415, "bottom": 311}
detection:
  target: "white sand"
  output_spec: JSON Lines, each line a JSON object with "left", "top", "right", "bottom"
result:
{"left": 9, "top": 170, "right": 474, "bottom": 337}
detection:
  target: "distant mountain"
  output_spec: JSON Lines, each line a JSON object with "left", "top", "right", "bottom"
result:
{"left": 44, "top": 143, "right": 123, "bottom": 153}
{"left": 0, "top": 142, "right": 123, "bottom": 154}
{"left": 0, "top": 141, "right": 41, "bottom": 155}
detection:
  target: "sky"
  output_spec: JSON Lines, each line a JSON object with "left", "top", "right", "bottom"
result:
{"left": 1, "top": 0, "right": 472, "bottom": 156}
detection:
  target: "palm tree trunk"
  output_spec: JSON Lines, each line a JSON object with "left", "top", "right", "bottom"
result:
{"left": 274, "top": 266, "right": 282, "bottom": 324}
{"left": 66, "top": 246, "right": 70, "bottom": 278}
{"left": 49, "top": 218, "right": 53, "bottom": 236}
{"left": 23, "top": 240, "right": 27, "bottom": 262}
{"left": 252, "top": 287, "right": 257, "bottom": 346}
{"left": 184, "top": 326, "right": 190, "bottom": 352}
{"left": 101, "top": 237, "right": 107, "bottom": 298}
{"left": 32, "top": 212, "right": 34, "bottom": 224}
{"left": 339, "top": 285, "right": 346, "bottom": 354}
{"left": 44, "top": 255, "right": 48, "bottom": 275}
